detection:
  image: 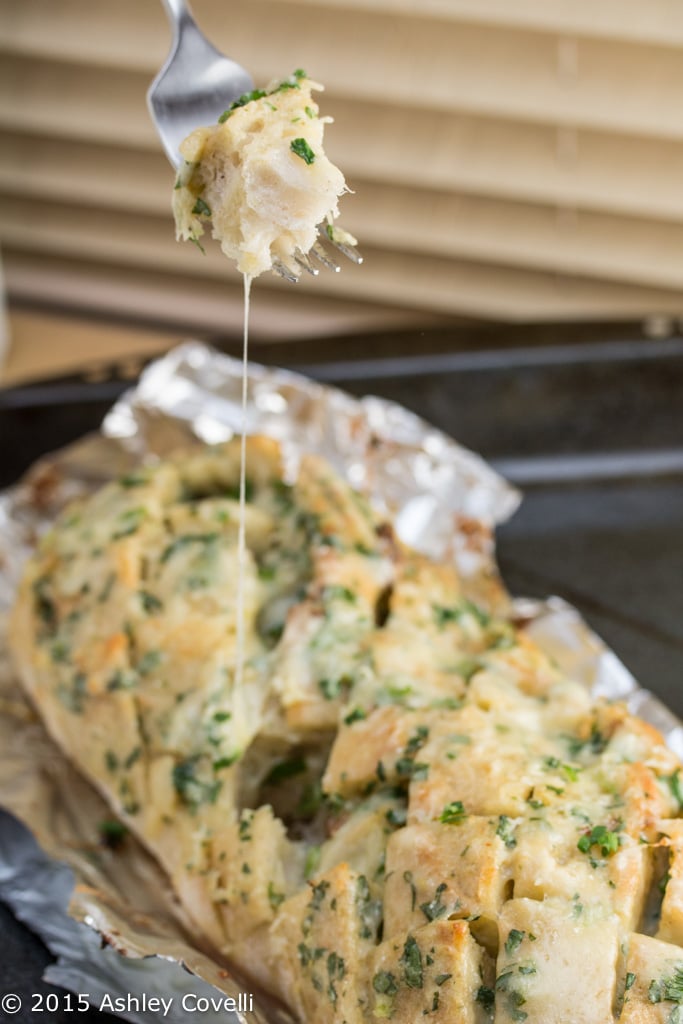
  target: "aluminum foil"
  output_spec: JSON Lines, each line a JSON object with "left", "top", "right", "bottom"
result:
{"left": 0, "top": 341, "right": 681, "bottom": 1021}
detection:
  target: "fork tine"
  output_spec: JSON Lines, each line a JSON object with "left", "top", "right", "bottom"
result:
{"left": 310, "top": 241, "right": 341, "bottom": 272}
{"left": 327, "top": 238, "right": 363, "bottom": 265}
{"left": 294, "top": 251, "right": 320, "bottom": 277}
{"left": 272, "top": 258, "right": 299, "bottom": 283}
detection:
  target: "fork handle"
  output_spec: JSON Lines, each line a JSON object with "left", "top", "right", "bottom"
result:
{"left": 162, "top": 0, "right": 193, "bottom": 25}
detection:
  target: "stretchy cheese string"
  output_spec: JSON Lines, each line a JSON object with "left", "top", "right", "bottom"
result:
{"left": 235, "top": 273, "right": 252, "bottom": 691}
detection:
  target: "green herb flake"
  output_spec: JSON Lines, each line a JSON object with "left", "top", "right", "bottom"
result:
{"left": 395, "top": 757, "right": 429, "bottom": 781}
{"left": 111, "top": 506, "right": 147, "bottom": 540}
{"left": 172, "top": 757, "right": 222, "bottom": 809}
{"left": 505, "top": 929, "right": 526, "bottom": 956}
{"left": 323, "top": 584, "right": 356, "bottom": 604}
{"left": 298, "top": 781, "right": 323, "bottom": 818}
{"left": 386, "top": 806, "right": 407, "bottom": 828}
{"left": 264, "top": 756, "right": 307, "bottom": 785}
{"left": 213, "top": 710, "right": 231, "bottom": 723}
{"left": 666, "top": 769, "right": 683, "bottom": 809}
{"left": 33, "top": 576, "right": 57, "bottom": 629}
{"left": 403, "top": 870, "right": 417, "bottom": 911}
{"left": 98, "top": 819, "right": 128, "bottom": 849}
{"left": 373, "top": 971, "right": 398, "bottom": 996}
{"left": 319, "top": 678, "right": 342, "bottom": 701}
{"left": 267, "top": 881, "right": 286, "bottom": 912}
{"left": 648, "top": 965, "right": 683, "bottom": 1004}
{"left": 57, "top": 672, "right": 88, "bottom": 714}
{"left": 50, "top": 640, "right": 70, "bottom": 664}
{"left": 213, "top": 754, "right": 239, "bottom": 771}
{"left": 139, "top": 590, "right": 163, "bottom": 614}
{"left": 119, "top": 473, "right": 148, "bottom": 488}
{"left": 476, "top": 986, "right": 495, "bottom": 1009}
{"left": 577, "top": 825, "right": 620, "bottom": 857}
{"left": 191, "top": 197, "right": 211, "bottom": 217}
{"left": 435, "top": 973, "right": 452, "bottom": 986}
{"left": 305, "top": 846, "right": 321, "bottom": 878}
{"left": 137, "top": 650, "right": 161, "bottom": 676}
{"left": 160, "top": 532, "right": 219, "bottom": 563}
{"left": 400, "top": 935, "right": 423, "bottom": 989}
{"left": 344, "top": 707, "right": 366, "bottom": 725}
{"left": 290, "top": 137, "right": 316, "bottom": 165}
{"left": 219, "top": 89, "right": 267, "bottom": 121}
{"left": 124, "top": 746, "right": 141, "bottom": 769}
{"left": 439, "top": 801, "right": 468, "bottom": 825}
{"left": 625, "top": 972, "right": 636, "bottom": 991}
{"left": 419, "top": 882, "right": 448, "bottom": 922}
{"left": 496, "top": 815, "right": 518, "bottom": 848}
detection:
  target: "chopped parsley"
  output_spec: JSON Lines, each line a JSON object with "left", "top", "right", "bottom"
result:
{"left": 318, "top": 678, "right": 342, "bottom": 701}
{"left": 57, "top": 672, "right": 88, "bottom": 713}
{"left": 323, "top": 584, "right": 356, "bottom": 604}
{"left": 213, "top": 754, "right": 239, "bottom": 771}
{"left": 505, "top": 929, "right": 525, "bottom": 956}
{"left": 111, "top": 506, "right": 147, "bottom": 540}
{"left": 191, "top": 197, "right": 211, "bottom": 217}
{"left": 290, "top": 137, "right": 316, "bottom": 165}
{"left": 649, "top": 964, "right": 683, "bottom": 1004}
{"left": 395, "top": 757, "right": 429, "bottom": 781}
{"left": 420, "top": 883, "right": 448, "bottom": 922}
{"left": 400, "top": 935, "right": 423, "bottom": 989}
{"left": 172, "top": 757, "right": 222, "bottom": 809}
{"left": 496, "top": 815, "right": 518, "bottom": 848}
{"left": 304, "top": 846, "right": 321, "bottom": 878}
{"left": 439, "top": 800, "right": 468, "bottom": 825}
{"left": 373, "top": 971, "right": 398, "bottom": 996}
{"left": 344, "top": 707, "right": 366, "bottom": 725}
{"left": 264, "top": 756, "right": 307, "bottom": 785}
{"left": 577, "top": 825, "right": 620, "bottom": 857}
{"left": 666, "top": 769, "right": 683, "bottom": 809}
{"left": 267, "top": 881, "right": 286, "bottom": 912}
{"left": 139, "top": 590, "right": 163, "bottom": 614}
{"left": 137, "top": 650, "right": 161, "bottom": 676}
{"left": 432, "top": 599, "right": 490, "bottom": 629}
{"left": 476, "top": 986, "right": 495, "bottom": 1009}
{"left": 98, "top": 819, "right": 128, "bottom": 849}
{"left": 160, "top": 532, "right": 219, "bottom": 563}
{"left": 32, "top": 576, "right": 57, "bottom": 630}
{"left": 386, "top": 806, "right": 407, "bottom": 828}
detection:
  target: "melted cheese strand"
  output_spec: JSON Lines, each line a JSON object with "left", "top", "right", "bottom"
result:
{"left": 234, "top": 272, "right": 252, "bottom": 692}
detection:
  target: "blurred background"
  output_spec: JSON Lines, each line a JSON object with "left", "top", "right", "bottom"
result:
{"left": 2, "top": 0, "right": 683, "bottom": 381}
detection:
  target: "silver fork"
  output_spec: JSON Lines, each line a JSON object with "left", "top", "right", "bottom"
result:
{"left": 147, "top": 0, "right": 361, "bottom": 278}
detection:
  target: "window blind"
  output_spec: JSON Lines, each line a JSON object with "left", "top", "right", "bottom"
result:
{"left": 1, "top": 0, "right": 682, "bottom": 339}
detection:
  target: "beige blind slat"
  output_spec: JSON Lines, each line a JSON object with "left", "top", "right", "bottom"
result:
{"left": 266, "top": 0, "right": 683, "bottom": 48}
{"left": 4, "top": 1, "right": 683, "bottom": 140}
{"left": 5, "top": 252, "right": 442, "bottom": 341}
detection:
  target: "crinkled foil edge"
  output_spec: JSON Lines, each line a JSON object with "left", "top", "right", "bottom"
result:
{"left": 1, "top": 341, "right": 681, "bottom": 1023}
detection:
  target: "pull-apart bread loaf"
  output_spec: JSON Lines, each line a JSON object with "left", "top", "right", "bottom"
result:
{"left": 10, "top": 438, "right": 683, "bottom": 1023}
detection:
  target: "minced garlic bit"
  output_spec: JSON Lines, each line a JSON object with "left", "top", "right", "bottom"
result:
{"left": 172, "top": 70, "right": 351, "bottom": 278}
